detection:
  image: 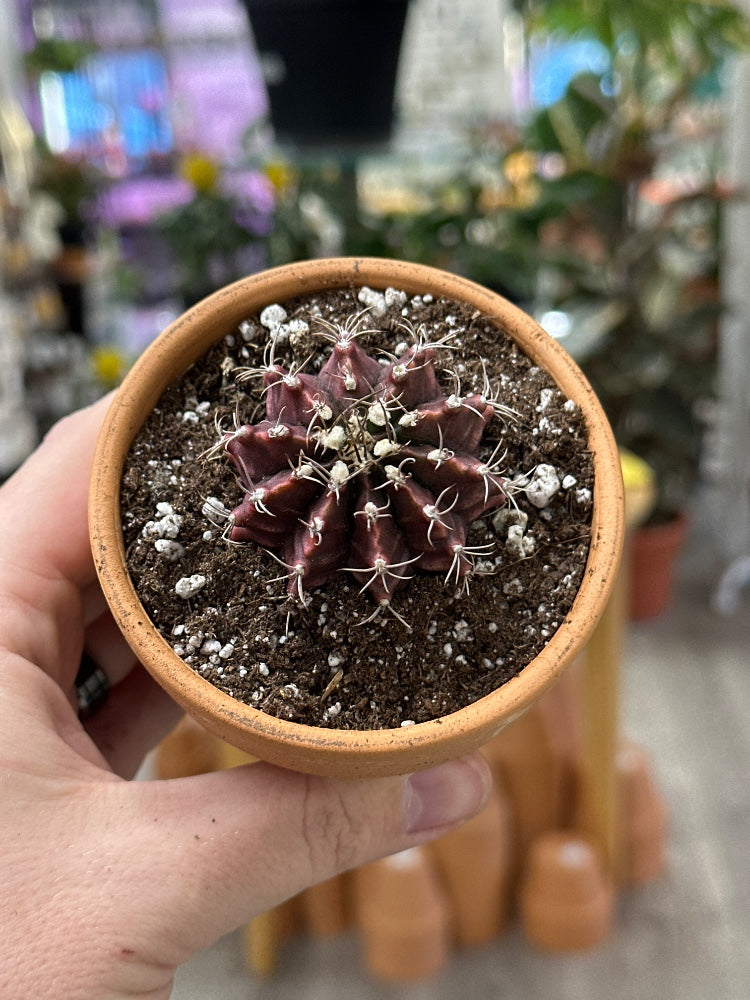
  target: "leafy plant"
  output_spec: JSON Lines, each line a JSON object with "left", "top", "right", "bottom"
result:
{"left": 24, "top": 38, "right": 95, "bottom": 76}
{"left": 155, "top": 154, "right": 270, "bottom": 305}
{"left": 500, "top": 0, "right": 750, "bottom": 521}
{"left": 32, "top": 145, "right": 102, "bottom": 234}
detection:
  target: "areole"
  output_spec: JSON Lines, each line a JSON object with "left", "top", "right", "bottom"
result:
{"left": 89, "top": 257, "right": 625, "bottom": 778}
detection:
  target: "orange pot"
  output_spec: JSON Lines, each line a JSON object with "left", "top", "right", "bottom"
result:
{"left": 615, "top": 741, "right": 668, "bottom": 885}
{"left": 629, "top": 514, "right": 688, "bottom": 620}
{"left": 429, "top": 781, "right": 513, "bottom": 947}
{"left": 354, "top": 847, "right": 450, "bottom": 982}
{"left": 519, "top": 831, "right": 614, "bottom": 951}
{"left": 89, "top": 258, "right": 624, "bottom": 778}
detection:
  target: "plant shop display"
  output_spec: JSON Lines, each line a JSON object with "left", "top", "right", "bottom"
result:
{"left": 89, "top": 258, "right": 623, "bottom": 778}
{"left": 501, "top": 0, "right": 750, "bottom": 525}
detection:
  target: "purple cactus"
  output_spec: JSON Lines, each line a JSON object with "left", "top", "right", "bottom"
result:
{"left": 210, "top": 315, "right": 511, "bottom": 624}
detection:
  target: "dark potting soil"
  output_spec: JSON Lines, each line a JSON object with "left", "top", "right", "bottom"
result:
{"left": 121, "top": 285, "right": 593, "bottom": 730}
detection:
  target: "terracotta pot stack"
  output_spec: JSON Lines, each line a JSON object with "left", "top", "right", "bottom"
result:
{"left": 355, "top": 848, "right": 451, "bottom": 982}
{"left": 519, "top": 832, "right": 614, "bottom": 950}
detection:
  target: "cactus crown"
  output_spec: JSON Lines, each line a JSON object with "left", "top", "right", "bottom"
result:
{"left": 209, "top": 310, "right": 514, "bottom": 625}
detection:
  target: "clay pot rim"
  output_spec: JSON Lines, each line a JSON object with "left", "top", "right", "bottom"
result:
{"left": 89, "top": 257, "right": 624, "bottom": 778}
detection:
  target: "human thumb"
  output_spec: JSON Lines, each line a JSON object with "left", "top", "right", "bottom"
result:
{"left": 111, "top": 753, "right": 491, "bottom": 964}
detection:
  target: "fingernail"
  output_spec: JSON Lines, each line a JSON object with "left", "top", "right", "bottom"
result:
{"left": 405, "top": 755, "right": 492, "bottom": 834}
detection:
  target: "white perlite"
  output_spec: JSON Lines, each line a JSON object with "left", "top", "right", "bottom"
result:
{"left": 154, "top": 538, "right": 185, "bottom": 561}
{"left": 357, "top": 286, "right": 386, "bottom": 317}
{"left": 356, "top": 285, "right": 407, "bottom": 318}
{"left": 174, "top": 574, "right": 206, "bottom": 599}
{"left": 142, "top": 502, "right": 183, "bottom": 540}
{"left": 506, "top": 524, "right": 536, "bottom": 559}
{"left": 525, "top": 463, "right": 561, "bottom": 508}
{"left": 260, "top": 304, "right": 287, "bottom": 330}
{"left": 202, "top": 497, "right": 230, "bottom": 528}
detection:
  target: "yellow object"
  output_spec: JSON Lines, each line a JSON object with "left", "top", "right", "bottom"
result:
{"left": 263, "top": 158, "right": 296, "bottom": 195}
{"left": 91, "top": 346, "right": 128, "bottom": 388}
{"left": 619, "top": 449, "right": 656, "bottom": 529}
{"left": 179, "top": 153, "right": 219, "bottom": 194}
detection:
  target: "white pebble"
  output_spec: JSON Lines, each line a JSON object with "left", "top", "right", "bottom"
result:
{"left": 357, "top": 286, "right": 387, "bottom": 317}
{"left": 154, "top": 538, "right": 185, "bottom": 561}
{"left": 525, "top": 464, "right": 561, "bottom": 508}
{"left": 260, "top": 304, "right": 287, "bottom": 329}
{"left": 175, "top": 574, "right": 207, "bottom": 599}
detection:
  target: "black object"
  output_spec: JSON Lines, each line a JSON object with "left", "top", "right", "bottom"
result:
{"left": 242, "top": 0, "right": 410, "bottom": 148}
{"left": 75, "top": 652, "right": 110, "bottom": 720}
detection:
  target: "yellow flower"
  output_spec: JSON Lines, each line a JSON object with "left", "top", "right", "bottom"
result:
{"left": 263, "top": 158, "right": 296, "bottom": 194}
{"left": 91, "top": 346, "right": 128, "bottom": 387}
{"left": 179, "top": 153, "right": 219, "bottom": 194}
{"left": 503, "top": 150, "right": 537, "bottom": 185}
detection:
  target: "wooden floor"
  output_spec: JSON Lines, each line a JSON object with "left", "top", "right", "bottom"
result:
{"left": 172, "top": 527, "right": 750, "bottom": 1000}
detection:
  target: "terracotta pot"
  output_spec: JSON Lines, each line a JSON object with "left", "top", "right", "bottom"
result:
{"left": 629, "top": 513, "right": 689, "bottom": 620}
{"left": 298, "top": 873, "right": 352, "bottom": 937}
{"left": 429, "top": 781, "right": 514, "bottom": 947}
{"left": 615, "top": 740, "right": 668, "bottom": 885}
{"left": 354, "top": 847, "right": 450, "bottom": 982}
{"left": 519, "top": 831, "right": 614, "bottom": 951}
{"left": 89, "top": 258, "right": 624, "bottom": 778}
{"left": 482, "top": 699, "right": 568, "bottom": 881}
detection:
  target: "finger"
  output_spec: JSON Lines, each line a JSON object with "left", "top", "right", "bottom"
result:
{"left": 0, "top": 394, "right": 114, "bottom": 675}
{"left": 83, "top": 665, "right": 184, "bottom": 778}
{"left": 109, "top": 752, "right": 492, "bottom": 964}
{"left": 0, "top": 392, "right": 113, "bottom": 590}
{"left": 81, "top": 580, "right": 109, "bottom": 627}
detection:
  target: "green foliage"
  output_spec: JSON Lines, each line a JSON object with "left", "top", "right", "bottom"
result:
{"left": 32, "top": 144, "right": 102, "bottom": 230}
{"left": 24, "top": 38, "right": 95, "bottom": 76}
{"left": 500, "top": 0, "right": 750, "bottom": 520}
{"left": 156, "top": 167, "right": 267, "bottom": 306}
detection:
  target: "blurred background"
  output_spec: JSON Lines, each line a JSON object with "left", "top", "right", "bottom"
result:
{"left": 0, "top": 2, "right": 748, "bottom": 997}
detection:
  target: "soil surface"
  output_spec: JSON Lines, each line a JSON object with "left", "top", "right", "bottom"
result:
{"left": 121, "top": 285, "right": 593, "bottom": 730}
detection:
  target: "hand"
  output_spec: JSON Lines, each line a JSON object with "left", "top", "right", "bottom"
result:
{"left": 0, "top": 395, "right": 491, "bottom": 1000}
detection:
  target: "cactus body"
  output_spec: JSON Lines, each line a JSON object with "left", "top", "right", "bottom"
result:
{"left": 218, "top": 320, "right": 509, "bottom": 616}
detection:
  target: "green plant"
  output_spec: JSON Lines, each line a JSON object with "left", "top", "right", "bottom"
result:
{"left": 24, "top": 38, "right": 95, "bottom": 76}
{"left": 155, "top": 153, "right": 268, "bottom": 305}
{"left": 32, "top": 144, "right": 102, "bottom": 233}
{"left": 499, "top": 0, "right": 750, "bottom": 522}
